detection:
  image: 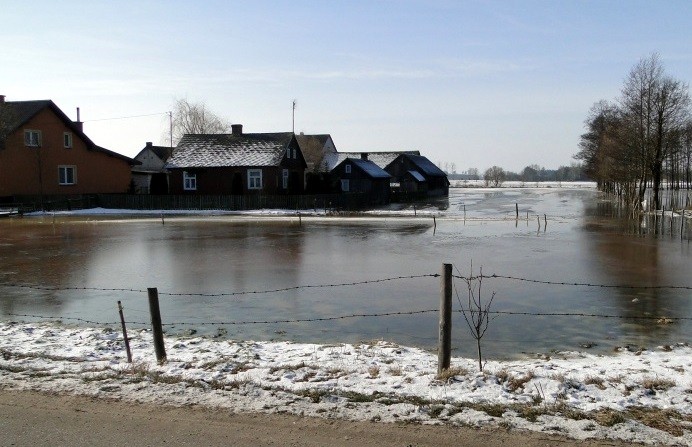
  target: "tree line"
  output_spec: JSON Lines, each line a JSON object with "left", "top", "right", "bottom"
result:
{"left": 444, "top": 163, "right": 588, "bottom": 187}
{"left": 574, "top": 53, "right": 691, "bottom": 211}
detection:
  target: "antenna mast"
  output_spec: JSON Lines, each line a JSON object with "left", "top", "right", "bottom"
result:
{"left": 292, "top": 99, "right": 297, "bottom": 133}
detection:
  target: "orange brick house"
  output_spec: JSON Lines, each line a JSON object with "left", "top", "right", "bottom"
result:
{"left": 0, "top": 96, "right": 134, "bottom": 200}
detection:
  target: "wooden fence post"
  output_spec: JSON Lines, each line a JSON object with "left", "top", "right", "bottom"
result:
{"left": 438, "top": 263, "right": 452, "bottom": 374}
{"left": 515, "top": 203, "right": 518, "bottom": 219}
{"left": 118, "top": 301, "right": 133, "bottom": 363}
{"left": 147, "top": 288, "right": 167, "bottom": 363}
{"left": 682, "top": 209, "right": 685, "bottom": 240}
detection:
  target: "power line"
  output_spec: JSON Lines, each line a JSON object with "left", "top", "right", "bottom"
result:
{"left": 84, "top": 112, "right": 170, "bottom": 122}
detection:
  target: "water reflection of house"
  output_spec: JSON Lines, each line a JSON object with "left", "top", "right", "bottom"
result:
{"left": 0, "top": 95, "right": 134, "bottom": 200}
{"left": 131, "top": 142, "right": 173, "bottom": 194}
{"left": 331, "top": 155, "right": 392, "bottom": 205}
{"left": 165, "top": 124, "right": 306, "bottom": 195}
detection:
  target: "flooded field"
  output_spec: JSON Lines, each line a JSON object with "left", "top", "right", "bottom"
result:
{"left": 1, "top": 186, "right": 690, "bottom": 359}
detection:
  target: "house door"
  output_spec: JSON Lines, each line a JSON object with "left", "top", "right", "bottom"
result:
{"left": 231, "top": 173, "right": 243, "bottom": 194}
{"left": 289, "top": 172, "right": 302, "bottom": 193}
{"left": 150, "top": 173, "right": 169, "bottom": 194}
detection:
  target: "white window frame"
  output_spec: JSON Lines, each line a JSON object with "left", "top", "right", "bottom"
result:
{"left": 58, "top": 165, "right": 76, "bottom": 185}
{"left": 183, "top": 171, "right": 197, "bottom": 191}
{"left": 341, "top": 179, "right": 350, "bottom": 192}
{"left": 282, "top": 169, "right": 289, "bottom": 189}
{"left": 24, "top": 129, "right": 41, "bottom": 147}
{"left": 63, "top": 132, "right": 73, "bottom": 148}
{"left": 345, "top": 164, "right": 351, "bottom": 174}
{"left": 248, "top": 169, "right": 263, "bottom": 190}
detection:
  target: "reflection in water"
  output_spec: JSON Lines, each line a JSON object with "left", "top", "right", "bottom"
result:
{"left": 582, "top": 201, "right": 690, "bottom": 341}
{"left": 0, "top": 188, "right": 690, "bottom": 359}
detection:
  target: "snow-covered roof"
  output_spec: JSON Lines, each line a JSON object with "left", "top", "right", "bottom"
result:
{"left": 323, "top": 151, "right": 420, "bottom": 172}
{"left": 166, "top": 133, "right": 293, "bottom": 169}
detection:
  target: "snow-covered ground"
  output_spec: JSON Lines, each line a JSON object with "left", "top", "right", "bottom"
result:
{"left": 1, "top": 322, "right": 690, "bottom": 445}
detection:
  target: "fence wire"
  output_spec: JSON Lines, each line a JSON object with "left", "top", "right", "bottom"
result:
{"left": 2, "top": 268, "right": 691, "bottom": 331}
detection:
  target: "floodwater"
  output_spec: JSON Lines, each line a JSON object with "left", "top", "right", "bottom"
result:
{"left": 1, "top": 187, "right": 690, "bottom": 359}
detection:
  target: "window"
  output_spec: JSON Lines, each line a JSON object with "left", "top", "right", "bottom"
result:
{"left": 345, "top": 164, "right": 351, "bottom": 174}
{"left": 58, "top": 166, "right": 76, "bottom": 185}
{"left": 248, "top": 169, "right": 262, "bottom": 189}
{"left": 63, "top": 132, "right": 73, "bottom": 148}
{"left": 282, "top": 169, "right": 289, "bottom": 189}
{"left": 341, "top": 179, "right": 350, "bottom": 192}
{"left": 183, "top": 171, "right": 197, "bottom": 190}
{"left": 293, "top": 149, "right": 297, "bottom": 159}
{"left": 24, "top": 130, "right": 41, "bottom": 147}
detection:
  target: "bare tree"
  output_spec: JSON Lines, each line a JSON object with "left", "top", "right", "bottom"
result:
{"left": 456, "top": 266, "right": 495, "bottom": 372}
{"left": 0, "top": 102, "right": 17, "bottom": 150}
{"left": 619, "top": 53, "right": 690, "bottom": 208}
{"left": 483, "top": 166, "right": 506, "bottom": 187}
{"left": 170, "top": 98, "right": 231, "bottom": 145}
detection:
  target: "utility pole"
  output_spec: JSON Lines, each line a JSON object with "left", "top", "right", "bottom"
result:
{"left": 292, "top": 99, "right": 296, "bottom": 133}
{"left": 169, "top": 111, "right": 173, "bottom": 148}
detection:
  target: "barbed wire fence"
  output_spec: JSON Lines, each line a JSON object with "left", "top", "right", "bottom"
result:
{"left": 1, "top": 267, "right": 691, "bottom": 368}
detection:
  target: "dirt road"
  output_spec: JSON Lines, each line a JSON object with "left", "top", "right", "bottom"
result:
{"left": 0, "top": 390, "right": 637, "bottom": 447}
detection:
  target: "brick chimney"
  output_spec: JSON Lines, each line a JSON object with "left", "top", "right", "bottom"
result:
{"left": 146, "top": 142, "right": 153, "bottom": 148}
{"left": 360, "top": 152, "right": 369, "bottom": 161}
{"left": 73, "top": 107, "right": 83, "bottom": 132}
{"left": 0, "top": 95, "right": 5, "bottom": 104}
{"left": 231, "top": 124, "right": 243, "bottom": 136}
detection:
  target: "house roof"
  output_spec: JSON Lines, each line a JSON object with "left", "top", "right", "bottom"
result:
{"left": 134, "top": 143, "right": 174, "bottom": 163}
{"left": 407, "top": 170, "right": 426, "bottom": 182}
{"left": 387, "top": 153, "right": 446, "bottom": 178}
{"left": 2, "top": 99, "right": 134, "bottom": 163}
{"left": 324, "top": 151, "right": 420, "bottom": 172}
{"left": 295, "top": 134, "right": 331, "bottom": 148}
{"left": 340, "top": 158, "right": 391, "bottom": 179}
{"left": 404, "top": 154, "right": 447, "bottom": 177}
{"left": 295, "top": 134, "right": 335, "bottom": 169}
{"left": 165, "top": 133, "right": 295, "bottom": 169}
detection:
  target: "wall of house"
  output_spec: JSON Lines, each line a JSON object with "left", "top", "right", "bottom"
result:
{"left": 331, "top": 162, "right": 391, "bottom": 205}
{"left": 0, "top": 108, "right": 131, "bottom": 197}
{"left": 135, "top": 148, "right": 166, "bottom": 171}
{"left": 169, "top": 166, "right": 305, "bottom": 195}
{"left": 385, "top": 156, "right": 448, "bottom": 196}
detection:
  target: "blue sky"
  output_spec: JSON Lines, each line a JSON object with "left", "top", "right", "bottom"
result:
{"left": 3, "top": 1, "right": 691, "bottom": 172}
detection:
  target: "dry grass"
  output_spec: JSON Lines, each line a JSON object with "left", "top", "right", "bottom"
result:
{"left": 367, "top": 365, "right": 380, "bottom": 379}
{"left": 495, "top": 370, "right": 535, "bottom": 392}
{"left": 641, "top": 376, "right": 676, "bottom": 391}
{"left": 436, "top": 366, "right": 467, "bottom": 382}
{"left": 584, "top": 375, "right": 606, "bottom": 390}
{"left": 387, "top": 366, "right": 402, "bottom": 376}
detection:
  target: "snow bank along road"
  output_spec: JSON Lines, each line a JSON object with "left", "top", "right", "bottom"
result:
{"left": 0, "top": 322, "right": 690, "bottom": 445}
